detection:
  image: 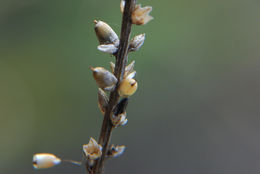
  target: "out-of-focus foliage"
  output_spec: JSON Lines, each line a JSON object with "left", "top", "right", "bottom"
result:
{"left": 0, "top": 0, "right": 260, "bottom": 174}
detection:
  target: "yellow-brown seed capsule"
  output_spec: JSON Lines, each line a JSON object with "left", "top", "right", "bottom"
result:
{"left": 91, "top": 67, "right": 117, "bottom": 91}
{"left": 33, "top": 153, "right": 61, "bottom": 169}
{"left": 94, "top": 20, "right": 119, "bottom": 46}
{"left": 118, "top": 78, "right": 138, "bottom": 97}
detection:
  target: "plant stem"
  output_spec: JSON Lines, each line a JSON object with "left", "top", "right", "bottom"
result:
{"left": 91, "top": 0, "right": 136, "bottom": 174}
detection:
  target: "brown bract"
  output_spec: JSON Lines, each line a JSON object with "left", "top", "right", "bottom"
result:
{"left": 83, "top": 137, "right": 102, "bottom": 160}
{"left": 132, "top": 4, "right": 153, "bottom": 25}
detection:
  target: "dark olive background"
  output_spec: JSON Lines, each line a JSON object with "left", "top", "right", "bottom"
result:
{"left": 0, "top": 0, "right": 260, "bottom": 174}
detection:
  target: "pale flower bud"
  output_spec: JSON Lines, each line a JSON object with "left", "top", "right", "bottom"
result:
{"left": 98, "top": 88, "right": 108, "bottom": 114}
{"left": 83, "top": 137, "right": 102, "bottom": 160}
{"left": 94, "top": 20, "right": 119, "bottom": 46}
{"left": 118, "top": 76, "right": 138, "bottom": 97}
{"left": 107, "top": 145, "right": 126, "bottom": 158}
{"left": 33, "top": 153, "right": 61, "bottom": 169}
{"left": 91, "top": 67, "right": 118, "bottom": 91}
{"left": 129, "top": 34, "right": 145, "bottom": 52}
{"left": 98, "top": 44, "right": 118, "bottom": 54}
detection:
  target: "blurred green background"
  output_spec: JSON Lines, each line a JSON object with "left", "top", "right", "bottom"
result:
{"left": 0, "top": 0, "right": 260, "bottom": 173}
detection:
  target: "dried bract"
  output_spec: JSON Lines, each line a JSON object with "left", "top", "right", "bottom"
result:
{"left": 98, "top": 44, "right": 118, "bottom": 54}
{"left": 111, "top": 112, "right": 128, "bottom": 127}
{"left": 83, "top": 137, "right": 102, "bottom": 160}
{"left": 129, "top": 34, "right": 145, "bottom": 52}
{"left": 107, "top": 145, "right": 126, "bottom": 158}
{"left": 91, "top": 67, "right": 118, "bottom": 91}
{"left": 94, "top": 20, "right": 119, "bottom": 46}
{"left": 120, "top": 1, "right": 153, "bottom": 25}
{"left": 98, "top": 88, "right": 108, "bottom": 114}
{"left": 33, "top": 153, "right": 61, "bottom": 169}
{"left": 132, "top": 4, "right": 153, "bottom": 25}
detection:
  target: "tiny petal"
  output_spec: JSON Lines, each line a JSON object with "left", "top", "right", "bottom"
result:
{"left": 118, "top": 78, "right": 138, "bottom": 97}
{"left": 91, "top": 67, "right": 118, "bottom": 91}
{"left": 33, "top": 153, "right": 61, "bottom": 169}
{"left": 98, "top": 88, "right": 108, "bottom": 114}
{"left": 126, "top": 71, "right": 136, "bottom": 79}
{"left": 108, "top": 145, "right": 126, "bottom": 158}
{"left": 120, "top": 0, "right": 125, "bottom": 13}
{"left": 94, "top": 20, "right": 119, "bottom": 46}
{"left": 97, "top": 44, "right": 118, "bottom": 54}
{"left": 124, "top": 61, "right": 135, "bottom": 77}
{"left": 83, "top": 137, "right": 102, "bottom": 160}
{"left": 129, "top": 34, "right": 145, "bottom": 52}
{"left": 110, "top": 62, "right": 115, "bottom": 74}
{"left": 132, "top": 4, "right": 153, "bottom": 25}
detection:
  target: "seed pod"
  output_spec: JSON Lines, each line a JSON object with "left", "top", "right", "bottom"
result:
{"left": 97, "top": 44, "right": 118, "bottom": 54}
{"left": 107, "top": 145, "right": 126, "bottom": 158}
{"left": 91, "top": 67, "right": 117, "bottom": 91}
{"left": 98, "top": 88, "right": 108, "bottom": 114}
{"left": 129, "top": 34, "right": 145, "bottom": 52}
{"left": 33, "top": 153, "right": 61, "bottom": 169}
{"left": 94, "top": 20, "right": 119, "bottom": 46}
{"left": 118, "top": 78, "right": 138, "bottom": 97}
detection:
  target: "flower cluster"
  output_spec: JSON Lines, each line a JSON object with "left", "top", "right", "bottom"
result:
{"left": 32, "top": 0, "right": 153, "bottom": 173}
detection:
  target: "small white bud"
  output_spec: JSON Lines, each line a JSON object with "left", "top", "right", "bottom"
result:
{"left": 129, "top": 34, "right": 145, "bottom": 52}
{"left": 94, "top": 20, "right": 119, "bottom": 46}
{"left": 83, "top": 137, "right": 102, "bottom": 160}
{"left": 118, "top": 78, "right": 138, "bottom": 97}
{"left": 91, "top": 67, "right": 118, "bottom": 91}
{"left": 32, "top": 153, "right": 61, "bottom": 169}
{"left": 97, "top": 44, "right": 118, "bottom": 54}
{"left": 108, "top": 145, "right": 126, "bottom": 158}
{"left": 98, "top": 88, "right": 108, "bottom": 114}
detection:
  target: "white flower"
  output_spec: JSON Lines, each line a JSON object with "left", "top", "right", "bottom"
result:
{"left": 83, "top": 137, "right": 102, "bottom": 160}
{"left": 32, "top": 153, "right": 61, "bottom": 169}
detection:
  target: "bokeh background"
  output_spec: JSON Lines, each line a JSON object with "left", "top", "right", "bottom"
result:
{"left": 1, "top": 0, "right": 260, "bottom": 173}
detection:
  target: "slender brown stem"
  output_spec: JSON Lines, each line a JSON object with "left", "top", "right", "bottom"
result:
{"left": 90, "top": 0, "right": 136, "bottom": 174}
